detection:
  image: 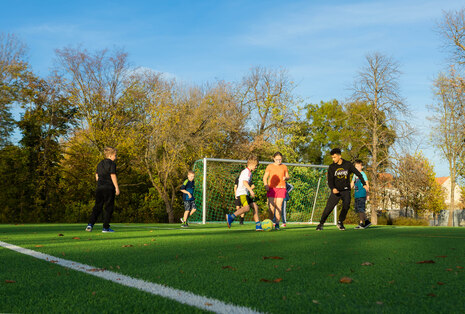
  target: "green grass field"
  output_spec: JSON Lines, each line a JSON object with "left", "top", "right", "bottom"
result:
{"left": 1, "top": 223, "right": 465, "bottom": 313}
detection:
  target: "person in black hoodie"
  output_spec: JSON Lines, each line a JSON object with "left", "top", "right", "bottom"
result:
{"left": 316, "top": 148, "right": 368, "bottom": 231}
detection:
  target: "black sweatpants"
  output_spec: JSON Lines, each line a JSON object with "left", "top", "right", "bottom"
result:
{"left": 319, "top": 190, "right": 351, "bottom": 224}
{"left": 89, "top": 185, "right": 115, "bottom": 229}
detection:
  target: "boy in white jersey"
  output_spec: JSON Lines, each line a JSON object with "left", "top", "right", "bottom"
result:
{"left": 226, "top": 157, "right": 263, "bottom": 231}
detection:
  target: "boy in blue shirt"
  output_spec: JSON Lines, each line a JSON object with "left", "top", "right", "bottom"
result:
{"left": 351, "top": 160, "right": 371, "bottom": 229}
{"left": 180, "top": 170, "right": 196, "bottom": 228}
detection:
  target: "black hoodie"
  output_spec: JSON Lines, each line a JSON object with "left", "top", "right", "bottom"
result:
{"left": 327, "top": 159, "right": 366, "bottom": 192}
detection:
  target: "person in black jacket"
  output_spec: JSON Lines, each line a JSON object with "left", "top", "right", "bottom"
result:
{"left": 316, "top": 148, "right": 368, "bottom": 231}
{"left": 86, "top": 146, "right": 120, "bottom": 233}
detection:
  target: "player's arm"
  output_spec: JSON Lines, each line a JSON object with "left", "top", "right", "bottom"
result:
{"left": 180, "top": 189, "right": 192, "bottom": 198}
{"left": 263, "top": 171, "right": 270, "bottom": 191}
{"left": 351, "top": 165, "right": 368, "bottom": 191}
{"left": 111, "top": 174, "right": 120, "bottom": 195}
{"left": 180, "top": 182, "right": 191, "bottom": 198}
{"left": 284, "top": 168, "right": 290, "bottom": 181}
{"left": 243, "top": 180, "right": 255, "bottom": 198}
{"left": 327, "top": 167, "right": 338, "bottom": 194}
{"left": 350, "top": 175, "right": 355, "bottom": 189}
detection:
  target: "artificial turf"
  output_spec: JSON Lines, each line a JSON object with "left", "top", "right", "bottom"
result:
{"left": 1, "top": 223, "right": 465, "bottom": 313}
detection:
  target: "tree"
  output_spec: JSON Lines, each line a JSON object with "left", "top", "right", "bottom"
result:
{"left": 0, "top": 33, "right": 29, "bottom": 147}
{"left": 392, "top": 152, "right": 445, "bottom": 218}
{"left": 238, "top": 66, "right": 297, "bottom": 160}
{"left": 439, "top": 8, "right": 465, "bottom": 66}
{"left": 429, "top": 67, "right": 465, "bottom": 226}
{"left": 350, "top": 52, "right": 410, "bottom": 225}
{"left": 132, "top": 71, "right": 246, "bottom": 222}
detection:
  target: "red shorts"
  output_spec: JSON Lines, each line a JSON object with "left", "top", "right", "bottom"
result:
{"left": 267, "top": 187, "right": 286, "bottom": 198}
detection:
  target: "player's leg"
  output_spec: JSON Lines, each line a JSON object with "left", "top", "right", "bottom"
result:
{"left": 87, "top": 187, "right": 105, "bottom": 231}
{"left": 252, "top": 202, "right": 262, "bottom": 231}
{"left": 188, "top": 202, "right": 197, "bottom": 217}
{"left": 181, "top": 201, "right": 190, "bottom": 227}
{"left": 354, "top": 197, "right": 365, "bottom": 229}
{"left": 102, "top": 187, "right": 116, "bottom": 232}
{"left": 267, "top": 197, "right": 277, "bottom": 221}
{"left": 227, "top": 195, "right": 249, "bottom": 228}
{"left": 282, "top": 200, "right": 287, "bottom": 226}
{"left": 336, "top": 190, "right": 351, "bottom": 230}
{"left": 318, "top": 193, "right": 341, "bottom": 228}
{"left": 273, "top": 197, "right": 284, "bottom": 230}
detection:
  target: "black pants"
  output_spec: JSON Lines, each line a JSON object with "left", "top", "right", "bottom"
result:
{"left": 89, "top": 185, "right": 115, "bottom": 229}
{"left": 319, "top": 190, "right": 351, "bottom": 224}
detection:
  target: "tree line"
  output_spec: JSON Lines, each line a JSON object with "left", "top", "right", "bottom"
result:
{"left": 1, "top": 9, "right": 464, "bottom": 224}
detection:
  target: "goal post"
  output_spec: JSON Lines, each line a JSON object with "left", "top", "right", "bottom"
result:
{"left": 191, "top": 158, "right": 335, "bottom": 224}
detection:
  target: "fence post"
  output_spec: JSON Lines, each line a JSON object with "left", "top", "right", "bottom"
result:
{"left": 202, "top": 158, "right": 207, "bottom": 224}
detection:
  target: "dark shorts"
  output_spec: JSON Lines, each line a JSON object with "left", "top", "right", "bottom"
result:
{"left": 234, "top": 197, "right": 242, "bottom": 207}
{"left": 184, "top": 200, "right": 196, "bottom": 212}
{"left": 354, "top": 197, "right": 367, "bottom": 213}
{"left": 238, "top": 195, "right": 254, "bottom": 207}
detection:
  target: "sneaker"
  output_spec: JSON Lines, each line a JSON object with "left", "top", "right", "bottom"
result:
{"left": 181, "top": 223, "right": 188, "bottom": 228}
{"left": 102, "top": 228, "right": 115, "bottom": 233}
{"left": 85, "top": 224, "right": 93, "bottom": 232}
{"left": 275, "top": 223, "right": 280, "bottom": 231}
{"left": 255, "top": 225, "right": 263, "bottom": 231}
{"left": 316, "top": 224, "right": 323, "bottom": 231}
{"left": 282, "top": 223, "right": 286, "bottom": 228}
{"left": 226, "top": 214, "right": 234, "bottom": 228}
{"left": 336, "top": 221, "right": 346, "bottom": 231}
{"left": 180, "top": 217, "right": 184, "bottom": 223}
{"left": 355, "top": 223, "right": 365, "bottom": 229}
{"left": 364, "top": 220, "right": 372, "bottom": 228}
{"left": 239, "top": 217, "right": 244, "bottom": 225}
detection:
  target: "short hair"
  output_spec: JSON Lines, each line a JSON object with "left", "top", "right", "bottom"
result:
{"left": 104, "top": 146, "right": 117, "bottom": 158}
{"left": 187, "top": 170, "right": 195, "bottom": 175}
{"left": 330, "top": 148, "right": 342, "bottom": 155}
{"left": 273, "top": 152, "right": 283, "bottom": 158}
{"left": 247, "top": 156, "right": 259, "bottom": 167}
{"left": 354, "top": 159, "right": 363, "bottom": 165}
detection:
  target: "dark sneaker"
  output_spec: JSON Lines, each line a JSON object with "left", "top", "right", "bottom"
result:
{"left": 337, "top": 221, "right": 346, "bottom": 231}
{"left": 275, "top": 223, "right": 280, "bottom": 231}
{"left": 239, "top": 217, "right": 244, "bottom": 225}
{"left": 102, "top": 228, "right": 115, "bottom": 233}
{"left": 355, "top": 223, "right": 365, "bottom": 229}
{"left": 181, "top": 223, "right": 188, "bottom": 228}
{"left": 364, "top": 220, "right": 372, "bottom": 228}
{"left": 316, "top": 224, "right": 323, "bottom": 231}
{"left": 85, "top": 224, "right": 93, "bottom": 232}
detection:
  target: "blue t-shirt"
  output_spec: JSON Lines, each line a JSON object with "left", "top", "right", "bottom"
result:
{"left": 181, "top": 179, "right": 195, "bottom": 201}
{"left": 353, "top": 171, "right": 368, "bottom": 198}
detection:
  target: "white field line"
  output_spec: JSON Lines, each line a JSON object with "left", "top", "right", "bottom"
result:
{"left": 0, "top": 241, "right": 260, "bottom": 314}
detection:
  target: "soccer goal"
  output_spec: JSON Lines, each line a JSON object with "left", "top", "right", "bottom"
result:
{"left": 190, "top": 158, "right": 336, "bottom": 224}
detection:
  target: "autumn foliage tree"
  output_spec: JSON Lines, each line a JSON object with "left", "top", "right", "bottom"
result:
{"left": 350, "top": 52, "right": 410, "bottom": 225}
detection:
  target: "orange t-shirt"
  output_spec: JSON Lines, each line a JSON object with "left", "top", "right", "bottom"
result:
{"left": 265, "top": 164, "right": 288, "bottom": 188}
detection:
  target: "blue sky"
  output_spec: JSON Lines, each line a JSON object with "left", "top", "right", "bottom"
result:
{"left": 2, "top": 0, "right": 464, "bottom": 176}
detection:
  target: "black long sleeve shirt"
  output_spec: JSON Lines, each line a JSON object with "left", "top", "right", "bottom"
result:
{"left": 327, "top": 159, "right": 366, "bottom": 192}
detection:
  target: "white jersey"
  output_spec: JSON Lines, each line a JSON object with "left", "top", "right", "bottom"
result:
{"left": 235, "top": 168, "right": 252, "bottom": 197}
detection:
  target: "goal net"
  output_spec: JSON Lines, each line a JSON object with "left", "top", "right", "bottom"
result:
{"left": 189, "top": 158, "right": 335, "bottom": 224}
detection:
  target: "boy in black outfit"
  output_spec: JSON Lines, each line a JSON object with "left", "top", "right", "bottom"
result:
{"left": 86, "top": 146, "right": 120, "bottom": 233}
{"left": 316, "top": 148, "right": 368, "bottom": 231}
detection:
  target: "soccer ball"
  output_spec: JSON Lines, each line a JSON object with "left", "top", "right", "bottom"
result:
{"left": 261, "top": 219, "right": 273, "bottom": 231}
